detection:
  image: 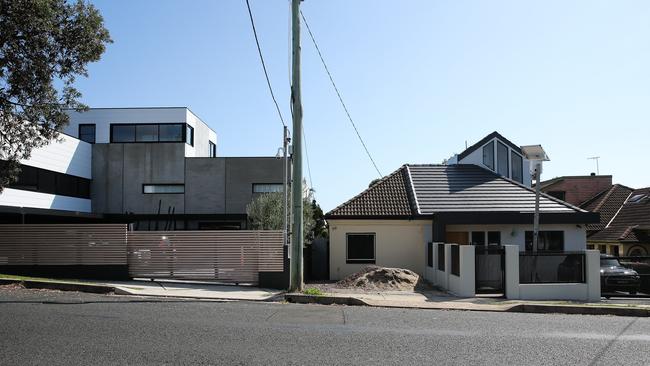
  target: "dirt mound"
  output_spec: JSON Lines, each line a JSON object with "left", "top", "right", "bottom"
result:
{"left": 337, "top": 266, "right": 420, "bottom": 291}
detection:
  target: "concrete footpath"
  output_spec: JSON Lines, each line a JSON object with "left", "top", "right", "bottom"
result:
{"left": 285, "top": 289, "right": 650, "bottom": 317}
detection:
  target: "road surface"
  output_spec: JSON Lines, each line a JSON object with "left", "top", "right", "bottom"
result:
{"left": 0, "top": 288, "right": 648, "bottom": 365}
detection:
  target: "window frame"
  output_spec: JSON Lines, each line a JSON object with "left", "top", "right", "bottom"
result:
{"left": 252, "top": 183, "right": 284, "bottom": 194}
{"left": 186, "top": 124, "right": 194, "bottom": 146}
{"left": 525, "top": 230, "right": 565, "bottom": 252}
{"left": 208, "top": 141, "right": 217, "bottom": 158}
{"left": 110, "top": 123, "right": 189, "bottom": 143}
{"left": 482, "top": 141, "right": 495, "bottom": 170}
{"left": 78, "top": 124, "right": 96, "bottom": 144}
{"left": 496, "top": 141, "right": 509, "bottom": 177}
{"left": 346, "top": 233, "right": 376, "bottom": 264}
{"left": 511, "top": 151, "right": 524, "bottom": 183}
{"left": 142, "top": 184, "right": 185, "bottom": 194}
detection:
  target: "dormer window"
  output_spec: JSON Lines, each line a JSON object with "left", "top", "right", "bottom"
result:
{"left": 482, "top": 141, "right": 494, "bottom": 170}
{"left": 497, "top": 141, "right": 509, "bottom": 177}
{"left": 511, "top": 151, "right": 523, "bottom": 183}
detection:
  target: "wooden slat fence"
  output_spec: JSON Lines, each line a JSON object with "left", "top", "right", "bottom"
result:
{"left": 127, "top": 230, "right": 284, "bottom": 284}
{"left": 0, "top": 224, "right": 128, "bottom": 265}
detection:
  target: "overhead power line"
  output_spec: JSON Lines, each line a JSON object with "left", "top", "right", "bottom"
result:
{"left": 245, "top": 0, "right": 286, "bottom": 127}
{"left": 300, "top": 10, "right": 383, "bottom": 177}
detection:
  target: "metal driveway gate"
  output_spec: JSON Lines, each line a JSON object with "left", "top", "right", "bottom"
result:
{"left": 475, "top": 245, "right": 505, "bottom": 295}
{"left": 127, "top": 230, "right": 284, "bottom": 284}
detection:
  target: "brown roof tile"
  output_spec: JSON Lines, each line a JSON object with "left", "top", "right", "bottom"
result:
{"left": 589, "top": 187, "right": 650, "bottom": 243}
{"left": 580, "top": 184, "right": 634, "bottom": 232}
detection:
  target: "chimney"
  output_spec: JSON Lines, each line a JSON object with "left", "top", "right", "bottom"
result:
{"left": 590, "top": 172, "right": 596, "bottom": 176}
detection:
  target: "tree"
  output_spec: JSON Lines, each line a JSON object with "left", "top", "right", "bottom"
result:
{"left": 246, "top": 192, "right": 317, "bottom": 244}
{"left": 0, "top": 0, "right": 112, "bottom": 189}
{"left": 310, "top": 199, "right": 328, "bottom": 239}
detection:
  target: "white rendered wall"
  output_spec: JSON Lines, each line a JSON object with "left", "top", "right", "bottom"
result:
{"left": 64, "top": 108, "right": 217, "bottom": 157}
{"left": 20, "top": 134, "right": 92, "bottom": 179}
{"left": 328, "top": 220, "right": 431, "bottom": 280}
{"left": 445, "top": 224, "right": 587, "bottom": 252}
{"left": 0, "top": 188, "right": 91, "bottom": 212}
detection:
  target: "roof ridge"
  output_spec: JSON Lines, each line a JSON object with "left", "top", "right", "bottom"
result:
{"left": 593, "top": 185, "right": 618, "bottom": 212}
{"left": 605, "top": 191, "right": 633, "bottom": 229}
{"left": 404, "top": 165, "right": 421, "bottom": 215}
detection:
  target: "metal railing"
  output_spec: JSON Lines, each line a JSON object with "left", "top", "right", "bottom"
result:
{"left": 519, "top": 251, "right": 586, "bottom": 284}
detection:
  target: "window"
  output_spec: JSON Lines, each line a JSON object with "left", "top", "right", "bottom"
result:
{"left": 143, "top": 184, "right": 184, "bottom": 194}
{"left": 487, "top": 231, "right": 501, "bottom": 245}
{"left": 598, "top": 245, "right": 607, "bottom": 254}
{"left": 136, "top": 124, "right": 158, "bottom": 142}
{"left": 497, "top": 142, "right": 509, "bottom": 177}
{"left": 547, "top": 191, "right": 566, "bottom": 201}
{"left": 159, "top": 124, "right": 184, "bottom": 142}
{"left": 78, "top": 124, "right": 96, "bottom": 144}
{"left": 208, "top": 141, "right": 217, "bottom": 158}
{"left": 2, "top": 161, "right": 90, "bottom": 199}
{"left": 511, "top": 152, "right": 523, "bottom": 183}
{"left": 111, "top": 125, "right": 136, "bottom": 142}
{"left": 111, "top": 123, "right": 189, "bottom": 143}
{"left": 471, "top": 231, "right": 486, "bottom": 246}
{"left": 346, "top": 233, "right": 375, "bottom": 263}
{"left": 482, "top": 141, "right": 495, "bottom": 170}
{"left": 612, "top": 245, "right": 620, "bottom": 256}
{"left": 525, "top": 231, "right": 564, "bottom": 251}
{"left": 427, "top": 242, "right": 433, "bottom": 267}
{"left": 253, "top": 183, "right": 283, "bottom": 193}
{"left": 186, "top": 125, "right": 194, "bottom": 146}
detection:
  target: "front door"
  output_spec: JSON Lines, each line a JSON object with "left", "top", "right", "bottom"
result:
{"left": 475, "top": 245, "right": 505, "bottom": 295}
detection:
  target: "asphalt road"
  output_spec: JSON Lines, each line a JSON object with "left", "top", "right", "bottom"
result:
{"left": 0, "top": 288, "right": 649, "bottom": 365}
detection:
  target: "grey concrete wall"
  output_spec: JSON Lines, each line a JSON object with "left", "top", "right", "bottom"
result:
{"left": 185, "top": 157, "right": 284, "bottom": 215}
{"left": 92, "top": 143, "right": 186, "bottom": 214}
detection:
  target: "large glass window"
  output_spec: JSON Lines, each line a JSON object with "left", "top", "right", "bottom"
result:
{"left": 482, "top": 141, "right": 495, "bottom": 170}
{"left": 143, "top": 184, "right": 185, "bottom": 194}
{"left": 111, "top": 125, "right": 136, "bottom": 142}
{"left": 78, "top": 124, "right": 96, "bottom": 144}
{"left": 525, "top": 231, "right": 564, "bottom": 252}
{"left": 497, "top": 142, "right": 509, "bottom": 177}
{"left": 186, "top": 125, "right": 194, "bottom": 146}
{"left": 487, "top": 231, "right": 501, "bottom": 245}
{"left": 511, "top": 151, "right": 523, "bottom": 183}
{"left": 2, "top": 161, "right": 90, "bottom": 198}
{"left": 346, "top": 233, "right": 375, "bottom": 264}
{"left": 253, "top": 183, "right": 283, "bottom": 193}
{"left": 471, "top": 231, "right": 486, "bottom": 246}
{"left": 37, "top": 169, "right": 56, "bottom": 194}
{"left": 136, "top": 124, "right": 158, "bottom": 142}
{"left": 159, "top": 124, "right": 184, "bottom": 142}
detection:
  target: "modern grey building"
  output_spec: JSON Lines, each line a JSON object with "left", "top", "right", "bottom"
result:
{"left": 0, "top": 107, "right": 285, "bottom": 230}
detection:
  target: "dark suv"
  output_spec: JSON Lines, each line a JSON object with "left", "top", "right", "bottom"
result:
{"left": 600, "top": 255, "right": 641, "bottom": 296}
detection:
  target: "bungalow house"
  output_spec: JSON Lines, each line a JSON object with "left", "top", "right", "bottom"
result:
{"left": 325, "top": 132, "right": 598, "bottom": 280}
{"left": 585, "top": 187, "right": 650, "bottom": 257}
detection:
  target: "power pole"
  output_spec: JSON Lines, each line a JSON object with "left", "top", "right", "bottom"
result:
{"left": 282, "top": 126, "right": 290, "bottom": 249}
{"left": 289, "top": 0, "right": 304, "bottom": 292}
{"left": 532, "top": 164, "right": 541, "bottom": 251}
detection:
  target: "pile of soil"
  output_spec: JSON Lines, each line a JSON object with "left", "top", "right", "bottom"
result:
{"left": 336, "top": 266, "right": 420, "bottom": 291}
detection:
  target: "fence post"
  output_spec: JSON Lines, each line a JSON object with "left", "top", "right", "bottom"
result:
{"left": 585, "top": 249, "right": 601, "bottom": 301}
{"left": 504, "top": 245, "right": 520, "bottom": 299}
{"left": 458, "top": 245, "right": 475, "bottom": 297}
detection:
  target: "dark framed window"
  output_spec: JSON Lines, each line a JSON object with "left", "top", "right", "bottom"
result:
{"left": 346, "top": 233, "right": 375, "bottom": 264}
{"left": 437, "top": 244, "right": 445, "bottom": 271}
{"left": 482, "top": 141, "right": 495, "bottom": 170}
{"left": 497, "top": 141, "right": 509, "bottom": 177}
{"left": 209, "top": 141, "right": 217, "bottom": 157}
{"left": 525, "top": 231, "right": 564, "bottom": 252}
{"left": 136, "top": 124, "right": 158, "bottom": 142}
{"left": 159, "top": 124, "right": 184, "bottom": 142}
{"left": 111, "top": 124, "right": 136, "bottom": 142}
{"left": 3, "top": 161, "right": 90, "bottom": 199}
{"left": 547, "top": 191, "right": 566, "bottom": 201}
{"left": 511, "top": 151, "right": 523, "bottom": 183}
{"left": 142, "top": 184, "right": 185, "bottom": 194}
{"left": 487, "top": 231, "right": 501, "bottom": 245}
{"left": 78, "top": 124, "right": 96, "bottom": 144}
{"left": 427, "top": 242, "right": 433, "bottom": 267}
{"left": 253, "top": 183, "right": 283, "bottom": 193}
{"left": 186, "top": 124, "right": 194, "bottom": 146}
{"left": 471, "top": 231, "right": 485, "bottom": 246}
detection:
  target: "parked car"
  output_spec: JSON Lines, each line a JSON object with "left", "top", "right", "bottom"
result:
{"left": 600, "top": 255, "right": 641, "bottom": 296}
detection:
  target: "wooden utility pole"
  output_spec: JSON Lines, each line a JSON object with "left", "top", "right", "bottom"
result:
{"left": 289, "top": 0, "right": 303, "bottom": 292}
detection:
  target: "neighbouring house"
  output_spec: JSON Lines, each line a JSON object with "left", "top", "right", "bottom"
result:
{"left": 585, "top": 187, "right": 650, "bottom": 256}
{"left": 325, "top": 132, "right": 598, "bottom": 280}
{"left": 539, "top": 174, "right": 613, "bottom": 206}
{"left": 0, "top": 107, "right": 285, "bottom": 230}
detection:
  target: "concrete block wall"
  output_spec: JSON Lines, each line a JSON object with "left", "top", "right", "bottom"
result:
{"left": 424, "top": 243, "right": 475, "bottom": 297}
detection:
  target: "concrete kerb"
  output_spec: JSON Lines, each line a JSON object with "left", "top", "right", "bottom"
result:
{"left": 284, "top": 293, "right": 650, "bottom": 317}
{"left": 0, "top": 278, "right": 115, "bottom": 294}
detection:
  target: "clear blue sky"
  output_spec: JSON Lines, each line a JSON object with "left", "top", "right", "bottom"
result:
{"left": 78, "top": 0, "right": 650, "bottom": 211}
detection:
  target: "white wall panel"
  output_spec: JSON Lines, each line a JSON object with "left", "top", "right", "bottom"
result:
{"left": 20, "top": 134, "right": 92, "bottom": 179}
{"left": 0, "top": 188, "right": 91, "bottom": 212}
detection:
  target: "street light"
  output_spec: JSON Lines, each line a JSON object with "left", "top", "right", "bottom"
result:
{"left": 521, "top": 145, "right": 549, "bottom": 252}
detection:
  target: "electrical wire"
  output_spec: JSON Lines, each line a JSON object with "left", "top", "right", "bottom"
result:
{"left": 300, "top": 10, "right": 383, "bottom": 177}
{"left": 245, "top": 0, "right": 286, "bottom": 127}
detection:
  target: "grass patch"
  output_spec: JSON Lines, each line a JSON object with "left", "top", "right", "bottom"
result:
{"left": 0, "top": 273, "right": 88, "bottom": 284}
{"left": 303, "top": 287, "right": 325, "bottom": 296}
